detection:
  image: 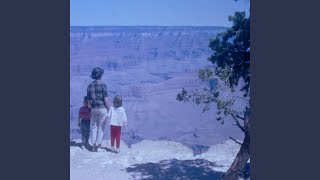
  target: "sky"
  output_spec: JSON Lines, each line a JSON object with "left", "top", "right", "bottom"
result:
{"left": 70, "top": 0, "right": 250, "bottom": 27}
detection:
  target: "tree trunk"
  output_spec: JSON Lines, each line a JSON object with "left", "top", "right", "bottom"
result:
{"left": 222, "top": 131, "right": 250, "bottom": 180}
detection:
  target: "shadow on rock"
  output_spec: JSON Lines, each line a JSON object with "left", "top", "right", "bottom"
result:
{"left": 126, "top": 159, "right": 224, "bottom": 180}
{"left": 70, "top": 141, "right": 93, "bottom": 151}
{"left": 100, "top": 146, "right": 114, "bottom": 153}
{"left": 70, "top": 140, "right": 119, "bottom": 153}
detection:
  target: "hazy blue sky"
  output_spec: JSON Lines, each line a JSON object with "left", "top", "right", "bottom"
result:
{"left": 70, "top": 0, "right": 250, "bottom": 27}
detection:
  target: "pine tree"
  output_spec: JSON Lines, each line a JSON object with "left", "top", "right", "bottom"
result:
{"left": 177, "top": 11, "right": 250, "bottom": 180}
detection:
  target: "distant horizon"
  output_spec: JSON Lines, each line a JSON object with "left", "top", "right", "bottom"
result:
{"left": 71, "top": 0, "right": 249, "bottom": 27}
{"left": 70, "top": 25, "right": 228, "bottom": 28}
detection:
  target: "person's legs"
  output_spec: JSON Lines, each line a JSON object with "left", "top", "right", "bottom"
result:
{"left": 99, "top": 117, "right": 107, "bottom": 147}
{"left": 80, "top": 121, "right": 85, "bottom": 147}
{"left": 83, "top": 121, "right": 90, "bottom": 146}
{"left": 115, "top": 126, "right": 122, "bottom": 149}
{"left": 110, "top": 125, "right": 116, "bottom": 147}
{"left": 96, "top": 108, "right": 108, "bottom": 148}
{"left": 90, "top": 109, "right": 98, "bottom": 151}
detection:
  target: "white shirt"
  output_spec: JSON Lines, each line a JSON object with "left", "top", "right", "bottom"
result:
{"left": 107, "top": 106, "right": 127, "bottom": 127}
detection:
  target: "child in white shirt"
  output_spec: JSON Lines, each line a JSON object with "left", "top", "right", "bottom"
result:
{"left": 107, "top": 95, "right": 127, "bottom": 153}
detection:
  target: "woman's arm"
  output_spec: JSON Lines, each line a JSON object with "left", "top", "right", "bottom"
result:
{"left": 102, "top": 83, "right": 110, "bottom": 111}
{"left": 104, "top": 97, "right": 111, "bottom": 111}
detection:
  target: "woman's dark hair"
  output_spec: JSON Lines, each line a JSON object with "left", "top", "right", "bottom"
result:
{"left": 113, "top": 95, "right": 122, "bottom": 108}
{"left": 90, "top": 67, "right": 104, "bottom": 80}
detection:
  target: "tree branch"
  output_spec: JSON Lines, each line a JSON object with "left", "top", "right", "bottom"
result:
{"left": 229, "top": 136, "right": 242, "bottom": 145}
{"left": 230, "top": 113, "right": 245, "bottom": 132}
{"left": 243, "top": 108, "right": 250, "bottom": 131}
{"left": 235, "top": 114, "right": 245, "bottom": 120}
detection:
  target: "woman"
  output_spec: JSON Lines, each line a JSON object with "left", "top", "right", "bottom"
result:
{"left": 86, "top": 67, "right": 111, "bottom": 152}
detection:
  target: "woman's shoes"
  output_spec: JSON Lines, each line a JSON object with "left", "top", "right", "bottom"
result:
{"left": 92, "top": 144, "right": 98, "bottom": 152}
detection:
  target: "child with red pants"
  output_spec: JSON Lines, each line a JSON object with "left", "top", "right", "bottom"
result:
{"left": 107, "top": 95, "right": 127, "bottom": 154}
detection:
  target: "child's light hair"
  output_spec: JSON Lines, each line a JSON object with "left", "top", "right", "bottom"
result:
{"left": 113, "top": 95, "right": 122, "bottom": 108}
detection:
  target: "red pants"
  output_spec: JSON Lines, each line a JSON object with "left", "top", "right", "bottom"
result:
{"left": 110, "top": 125, "right": 122, "bottom": 148}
